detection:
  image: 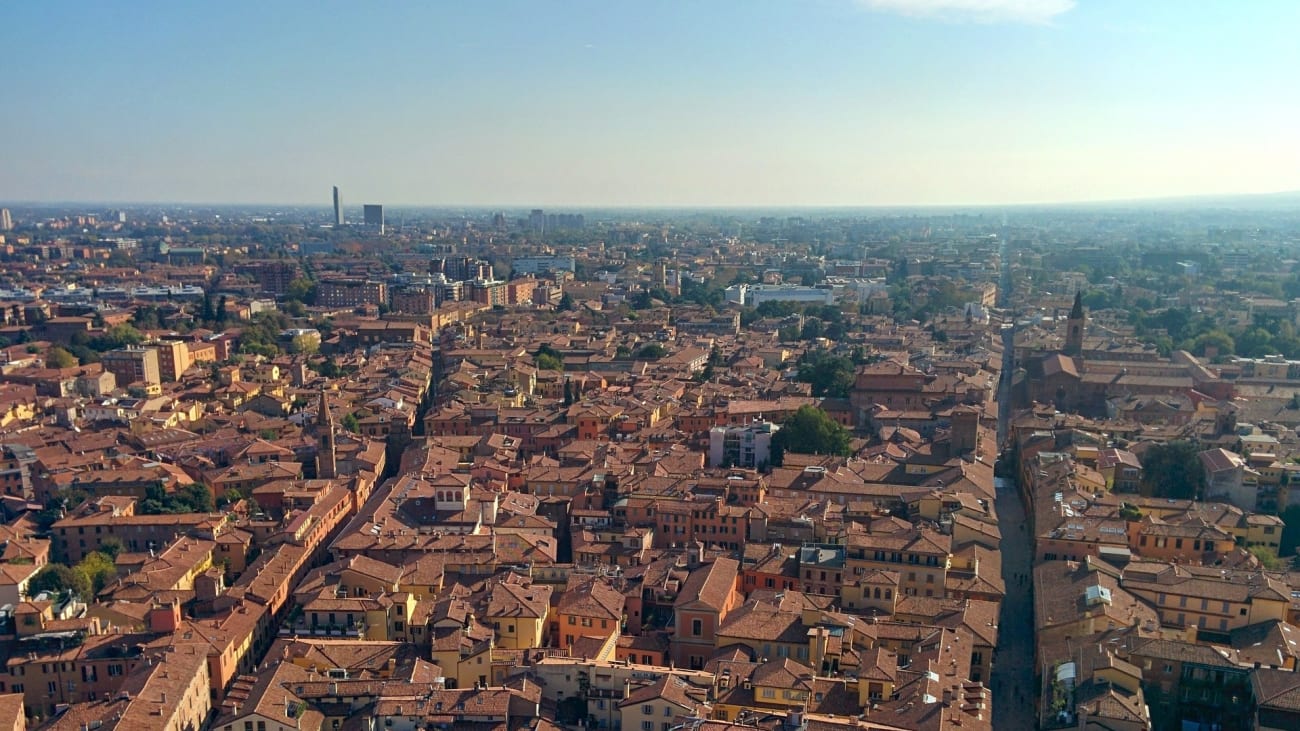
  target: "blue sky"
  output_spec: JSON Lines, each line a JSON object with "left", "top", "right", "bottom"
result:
{"left": 3, "top": 1, "right": 1298, "bottom": 207}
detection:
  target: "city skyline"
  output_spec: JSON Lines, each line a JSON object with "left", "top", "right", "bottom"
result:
{"left": 4, "top": 1, "right": 1299, "bottom": 207}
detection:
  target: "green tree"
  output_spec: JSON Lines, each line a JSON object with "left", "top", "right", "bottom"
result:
{"left": 796, "top": 350, "right": 855, "bottom": 398}
{"left": 201, "top": 292, "right": 216, "bottom": 323}
{"left": 1237, "top": 328, "right": 1275, "bottom": 357}
{"left": 1191, "top": 331, "right": 1234, "bottom": 357}
{"left": 800, "top": 319, "right": 825, "bottom": 341}
{"left": 341, "top": 413, "right": 360, "bottom": 433}
{"left": 180, "top": 483, "right": 214, "bottom": 512}
{"left": 535, "top": 347, "right": 564, "bottom": 370}
{"left": 286, "top": 277, "right": 317, "bottom": 305}
{"left": 45, "top": 346, "right": 78, "bottom": 369}
{"left": 76, "top": 552, "right": 118, "bottom": 594}
{"left": 89, "top": 323, "right": 144, "bottom": 351}
{"left": 1279, "top": 505, "right": 1300, "bottom": 559}
{"left": 563, "top": 380, "right": 574, "bottom": 406}
{"left": 1250, "top": 546, "right": 1284, "bottom": 570}
{"left": 28, "top": 563, "right": 91, "bottom": 600}
{"left": 290, "top": 334, "right": 319, "bottom": 355}
{"left": 636, "top": 343, "right": 668, "bottom": 360}
{"left": 629, "top": 290, "right": 654, "bottom": 310}
{"left": 1138, "top": 441, "right": 1206, "bottom": 500}
{"left": 132, "top": 305, "right": 163, "bottom": 331}
{"left": 98, "top": 536, "right": 125, "bottom": 560}
{"left": 557, "top": 292, "right": 574, "bottom": 311}
{"left": 771, "top": 405, "right": 852, "bottom": 466}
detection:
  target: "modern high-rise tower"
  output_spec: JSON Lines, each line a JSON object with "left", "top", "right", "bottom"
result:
{"left": 332, "top": 186, "right": 344, "bottom": 226}
{"left": 0, "top": 208, "right": 12, "bottom": 231}
{"left": 363, "top": 204, "right": 384, "bottom": 234}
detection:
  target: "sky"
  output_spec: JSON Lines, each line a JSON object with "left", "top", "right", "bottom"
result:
{"left": 3, "top": 0, "right": 1299, "bottom": 208}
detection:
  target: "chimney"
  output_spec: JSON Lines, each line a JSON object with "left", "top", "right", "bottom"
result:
{"left": 623, "top": 679, "right": 631, "bottom": 699}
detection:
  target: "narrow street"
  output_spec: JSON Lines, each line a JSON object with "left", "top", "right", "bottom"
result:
{"left": 990, "top": 229, "right": 1038, "bottom": 729}
{"left": 992, "top": 476, "right": 1037, "bottom": 729}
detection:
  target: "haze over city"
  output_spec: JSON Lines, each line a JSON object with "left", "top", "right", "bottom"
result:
{"left": 9, "top": 4, "right": 1300, "bottom": 731}
{"left": 4, "top": 0, "right": 1300, "bottom": 207}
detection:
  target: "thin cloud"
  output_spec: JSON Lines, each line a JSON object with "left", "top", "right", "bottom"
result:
{"left": 856, "top": 0, "right": 1076, "bottom": 24}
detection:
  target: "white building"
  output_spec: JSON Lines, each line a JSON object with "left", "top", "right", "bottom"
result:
{"left": 709, "top": 421, "right": 779, "bottom": 469}
{"left": 724, "top": 283, "right": 835, "bottom": 307}
{"left": 512, "top": 255, "right": 576, "bottom": 275}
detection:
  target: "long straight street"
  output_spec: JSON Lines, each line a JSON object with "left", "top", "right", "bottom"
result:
{"left": 992, "top": 476, "right": 1037, "bottom": 729}
{"left": 989, "top": 230, "right": 1038, "bottom": 729}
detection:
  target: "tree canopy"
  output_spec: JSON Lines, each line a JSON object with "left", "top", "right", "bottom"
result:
{"left": 535, "top": 344, "right": 564, "bottom": 371}
{"left": 796, "top": 350, "right": 855, "bottom": 398}
{"left": 28, "top": 563, "right": 91, "bottom": 600}
{"left": 1138, "top": 441, "right": 1206, "bottom": 500}
{"left": 77, "top": 552, "right": 118, "bottom": 594}
{"left": 140, "top": 483, "right": 214, "bottom": 515}
{"left": 771, "top": 405, "right": 852, "bottom": 466}
{"left": 636, "top": 343, "right": 668, "bottom": 360}
{"left": 45, "top": 346, "right": 78, "bottom": 369}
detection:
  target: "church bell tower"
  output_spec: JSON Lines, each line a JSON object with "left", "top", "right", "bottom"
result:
{"left": 316, "top": 387, "right": 338, "bottom": 479}
{"left": 1065, "top": 290, "right": 1086, "bottom": 357}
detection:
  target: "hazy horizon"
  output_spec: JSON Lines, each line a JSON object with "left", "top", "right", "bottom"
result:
{"left": 5, "top": 1, "right": 1299, "bottom": 207}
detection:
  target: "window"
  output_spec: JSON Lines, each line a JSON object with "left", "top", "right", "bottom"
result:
{"left": 692, "top": 619, "right": 702, "bottom": 636}
{"left": 642, "top": 705, "right": 654, "bottom": 715}
{"left": 665, "top": 707, "right": 673, "bottom": 717}
{"left": 762, "top": 688, "right": 775, "bottom": 698}
{"left": 642, "top": 723, "right": 654, "bottom": 731}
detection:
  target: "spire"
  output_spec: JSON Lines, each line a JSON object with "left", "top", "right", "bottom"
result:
{"left": 318, "top": 387, "right": 335, "bottom": 431}
{"left": 1070, "top": 290, "right": 1084, "bottom": 320}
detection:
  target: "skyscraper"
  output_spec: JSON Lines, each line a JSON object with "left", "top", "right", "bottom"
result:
{"left": 363, "top": 204, "right": 384, "bottom": 234}
{"left": 0, "top": 209, "right": 12, "bottom": 231}
{"left": 332, "top": 186, "right": 344, "bottom": 226}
